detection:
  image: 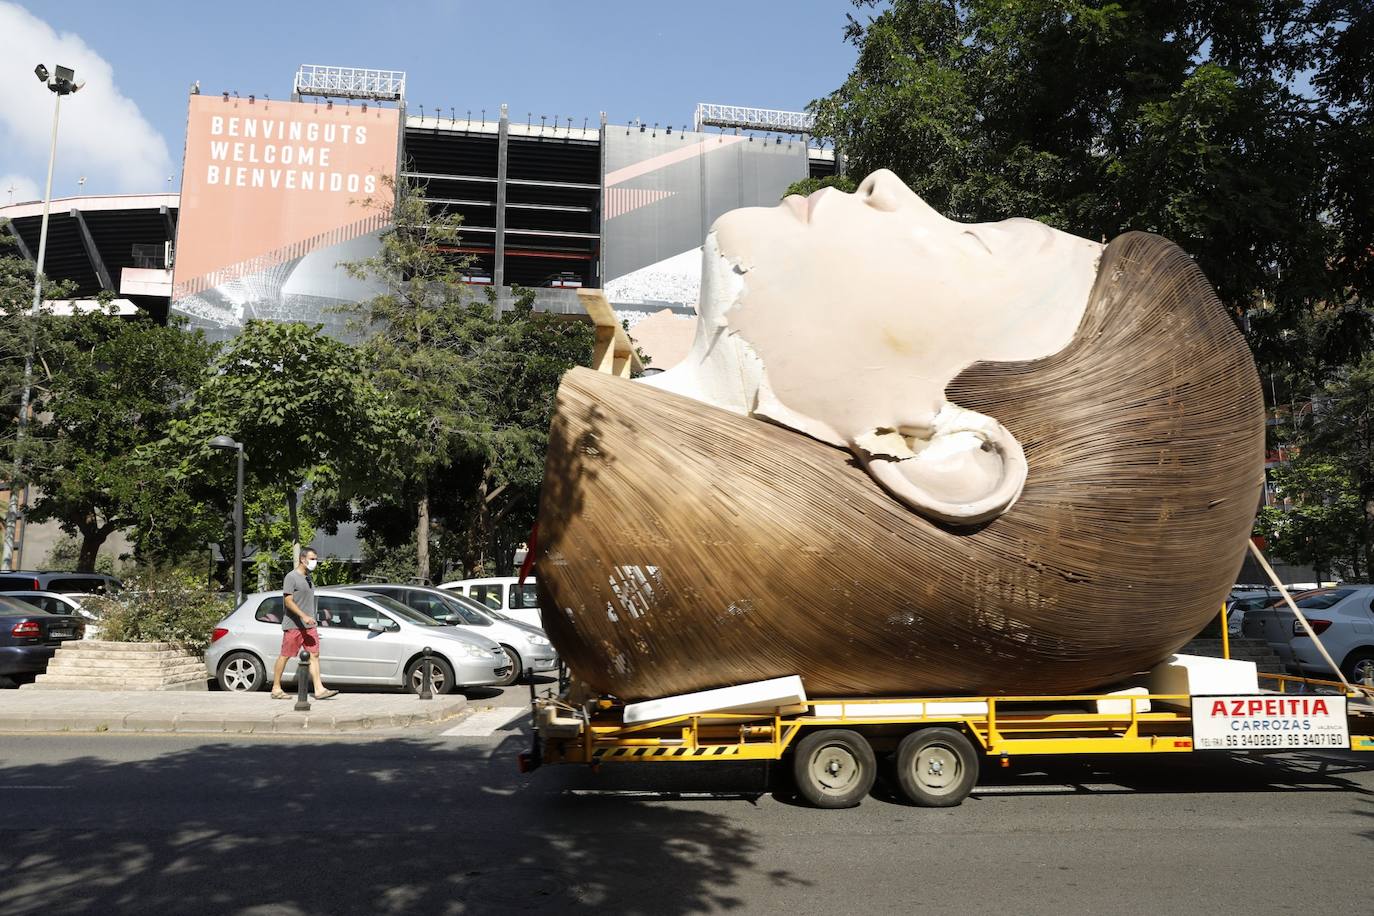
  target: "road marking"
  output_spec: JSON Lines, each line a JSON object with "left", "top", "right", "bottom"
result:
{"left": 441, "top": 706, "right": 527, "bottom": 737}
{"left": 0, "top": 785, "right": 65, "bottom": 790}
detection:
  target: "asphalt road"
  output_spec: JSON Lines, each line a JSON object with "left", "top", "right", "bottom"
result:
{"left": 1, "top": 684, "right": 1371, "bottom": 916}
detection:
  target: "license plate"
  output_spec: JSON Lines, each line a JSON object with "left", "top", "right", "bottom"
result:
{"left": 49, "top": 628, "right": 74, "bottom": 639}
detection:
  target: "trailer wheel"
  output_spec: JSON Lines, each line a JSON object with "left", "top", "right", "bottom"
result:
{"left": 895, "top": 727, "right": 978, "bottom": 807}
{"left": 791, "top": 729, "right": 876, "bottom": 809}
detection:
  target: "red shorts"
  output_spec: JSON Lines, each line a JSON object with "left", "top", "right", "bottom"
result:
{"left": 280, "top": 627, "right": 320, "bottom": 657}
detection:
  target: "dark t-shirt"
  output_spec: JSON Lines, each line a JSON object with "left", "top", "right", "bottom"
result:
{"left": 282, "top": 569, "right": 315, "bottom": 631}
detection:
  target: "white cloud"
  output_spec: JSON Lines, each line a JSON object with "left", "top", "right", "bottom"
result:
{"left": 0, "top": 173, "right": 40, "bottom": 206}
{"left": 0, "top": 3, "right": 173, "bottom": 197}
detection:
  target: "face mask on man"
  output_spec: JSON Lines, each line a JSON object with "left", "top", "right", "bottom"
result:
{"left": 306, "top": 558, "right": 318, "bottom": 571}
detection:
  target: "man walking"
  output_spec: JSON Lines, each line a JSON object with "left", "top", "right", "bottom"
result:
{"left": 271, "top": 545, "right": 338, "bottom": 699}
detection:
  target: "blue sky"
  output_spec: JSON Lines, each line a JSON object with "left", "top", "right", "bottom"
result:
{"left": 0, "top": 1, "right": 863, "bottom": 205}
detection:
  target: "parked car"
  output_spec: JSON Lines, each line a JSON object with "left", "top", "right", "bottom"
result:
{"left": 0, "top": 590, "right": 102, "bottom": 639}
{"left": 205, "top": 588, "right": 512, "bottom": 694}
{"left": 0, "top": 571, "right": 121, "bottom": 596}
{"left": 1241, "top": 585, "right": 1374, "bottom": 683}
{"left": 344, "top": 584, "right": 557, "bottom": 686}
{"left": 437, "top": 576, "right": 542, "bottom": 627}
{"left": 0, "top": 595, "right": 85, "bottom": 686}
{"left": 1226, "top": 592, "right": 1283, "bottom": 636}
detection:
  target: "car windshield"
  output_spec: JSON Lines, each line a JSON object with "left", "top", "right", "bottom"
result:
{"left": 362, "top": 593, "right": 447, "bottom": 626}
{"left": 431, "top": 592, "right": 494, "bottom": 626}
{"left": 442, "top": 591, "right": 501, "bottom": 624}
{"left": 1291, "top": 589, "right": 1356, "bottom": 610}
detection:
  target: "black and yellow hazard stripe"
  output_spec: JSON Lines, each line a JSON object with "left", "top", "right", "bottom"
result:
{"left": 592, "top": 745, "right": 744, "bottom": 759}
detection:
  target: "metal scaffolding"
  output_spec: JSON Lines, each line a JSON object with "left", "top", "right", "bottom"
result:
{"left": 693, "top": 102, "right": 814, "bottom": 135}
{"left": 293, "top": 64, "right": 406, "bottom": 102}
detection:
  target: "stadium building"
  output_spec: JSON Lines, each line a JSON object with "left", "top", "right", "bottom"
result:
{"left": 3, "top": 64, "right": 839, "bottom": 366}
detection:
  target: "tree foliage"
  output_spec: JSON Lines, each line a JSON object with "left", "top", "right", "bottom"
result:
{"left": 816, "top": 0, "right": 1373, "bottom": 577}
{"left": 25, "top": 312, "right": 217, "bottom": 570}
{"left": 1, "top": 226, "right": 74, "bottom": 527}
{"left": 812, "top": 0, "right": 1372, "bottom": 358}
{"left": 341, "top": 178, "right": 592, "bottom": 581}
{"left": 163, "top": 319, "right": 411, "bottom": 570}
{"left": 1260, "top": 353, "right": 1374, "bottom": 579}
{"left": 782, "top": 174, "right": 857, "bottom": 200}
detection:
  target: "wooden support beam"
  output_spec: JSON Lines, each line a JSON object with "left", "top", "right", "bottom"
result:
{"left": 577, "top": 288, "right": 643, "bottom": 377}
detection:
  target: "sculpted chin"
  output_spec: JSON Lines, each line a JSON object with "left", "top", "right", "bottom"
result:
{"left": 534, "top": 170, "right": 1266, "bottom": 700}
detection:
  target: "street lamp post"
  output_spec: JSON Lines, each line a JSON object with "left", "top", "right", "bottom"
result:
{"left": 2, "top": 64, "right": 85, "bottom": 572}
{"left": 210, "top": 436, "right": 245, "bottom": 608}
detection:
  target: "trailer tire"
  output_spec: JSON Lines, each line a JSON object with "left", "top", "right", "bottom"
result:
{"left": 895, "top": 727, "right": 978, "bottom": 807}
{"left": 791, "top": 729, "right": 876, "bottom": 809}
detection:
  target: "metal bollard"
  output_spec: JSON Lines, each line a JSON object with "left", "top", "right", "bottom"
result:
{"left": 294, "top": 649, "right": 311, "bottom": 711}
{"left": 419, "top": 646, "right": 433, "bottom": 700}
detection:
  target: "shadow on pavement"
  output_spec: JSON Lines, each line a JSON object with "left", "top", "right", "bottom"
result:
{"left": 0, "top": 733, "right": 790, "bottom": 916}
{"left": 961, "top": 749, "right": 1374, "bottom": 799}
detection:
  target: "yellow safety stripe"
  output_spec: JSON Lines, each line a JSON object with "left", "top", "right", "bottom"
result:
{"left": 592, "top": 745, "right": 743, "bottom": 759}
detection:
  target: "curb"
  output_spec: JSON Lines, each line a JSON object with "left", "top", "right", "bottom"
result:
{"left": 0, "top": 697, "right": 468, "bottom": 735}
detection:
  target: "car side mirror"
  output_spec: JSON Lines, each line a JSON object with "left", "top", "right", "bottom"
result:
{"left": 367, "top": 620, "right": 387, "bottom": 633}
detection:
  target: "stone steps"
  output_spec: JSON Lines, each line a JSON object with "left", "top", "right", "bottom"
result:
{"left": 23, "top": 673, "right": 207, "bottom": 691}
{"left": 24, "top": 641, "right": 209, "bottom": 691}
{"left": 59, "top": 640, "right": 182, "bottom": 653}
{"left": 44, "top": 659, "right": 206, "bottom": 672}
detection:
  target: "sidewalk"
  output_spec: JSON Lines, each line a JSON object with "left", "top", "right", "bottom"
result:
{"left": 0, "top": 689, "right": 467, "bottom": 735}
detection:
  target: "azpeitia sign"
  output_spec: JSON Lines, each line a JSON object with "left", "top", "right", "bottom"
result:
{"left": 1191, "top": 695, "right": 1350, "bottom": 750}
{"left": 171, "top": 94, "right": 400, "bottom": 335}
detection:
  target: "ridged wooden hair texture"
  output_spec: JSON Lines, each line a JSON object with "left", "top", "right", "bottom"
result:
{"left": 536, "top": 232, "right": 1266, "bottom": 700}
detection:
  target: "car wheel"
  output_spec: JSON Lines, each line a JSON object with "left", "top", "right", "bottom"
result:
{"left": 218, "top": 651, "right": 266, "bottom": 692}
{"left": 894, "top": 727, "right": 979, "bottom": 807}
{"left": 496, "top": 645, "right": 522, "bottom": 687}
{"left": 791, "top": 729, "right": 876, "bottom": 809}
{"left": 406, "top": 655, "right": 455, "bottom": 695}
{"left": 1343, "top": 650, "right": 1374, "bottom": 687}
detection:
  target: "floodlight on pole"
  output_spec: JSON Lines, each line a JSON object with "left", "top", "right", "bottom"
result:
{"left": 2, "top": 64, "right": 83, "bottom": 572}
{"left": 210, "top": 436, "right": 246, "bottom": 608}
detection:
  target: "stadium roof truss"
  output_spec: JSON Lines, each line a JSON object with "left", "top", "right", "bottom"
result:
{"left": 293, "top": 64, "right": 406, "bottom": 102}
{"left": 693, "top": 102, "right": 814, "bottom": 135}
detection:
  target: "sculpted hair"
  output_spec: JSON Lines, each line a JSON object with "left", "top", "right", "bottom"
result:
{"left": 534, "top": 233, "right": 1265, "bottom": 700}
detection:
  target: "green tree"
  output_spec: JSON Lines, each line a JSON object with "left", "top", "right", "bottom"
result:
{"left": 165, "top": 319, "right": 410, "bottom": 569}
{"left": 477, "top": 285, "right": 593, "bottom": 574}
{"left": 1, "top": 225, "right": 75, "bottom": 566}
{"left": 811, "top": 1, "right": 1371, "bottom": 352}
{"left": 1255, "top": 460, "right": 1363, "bottom": 583}
{"left": 782, "top": 174, "right": 857, "bottom": 199}
{"left": 25, "top": 311, "right": 217, "bottom": 570}
{"left": 340, "top": 176, "right": 491, "bottom": 582}
{"left": 341, "top": 180, "right": 594, "bottom": 581}
{"left": 1307, "top": 354, "right": 1374, "bottom": 574}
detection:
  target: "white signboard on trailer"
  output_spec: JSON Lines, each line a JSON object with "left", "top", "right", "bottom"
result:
{"left": 1191, "top": 695, "right": 1349, "bottom": 750}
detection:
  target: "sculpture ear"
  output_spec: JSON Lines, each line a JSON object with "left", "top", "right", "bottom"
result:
{"left": 852, "top": 404, "right": 1027, "bottom": 525}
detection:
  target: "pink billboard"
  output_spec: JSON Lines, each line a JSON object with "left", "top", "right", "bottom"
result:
{"left": 171, "top": 94, "right": 400, "bottom": 332}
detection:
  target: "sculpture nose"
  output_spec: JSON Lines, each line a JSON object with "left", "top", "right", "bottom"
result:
{"left": 857, "top": 169, "right": 908, "bottom": 212}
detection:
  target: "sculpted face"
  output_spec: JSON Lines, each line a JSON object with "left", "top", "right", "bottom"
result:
{"left": 645, "top": 169, "right": 1104, "bottom": 524}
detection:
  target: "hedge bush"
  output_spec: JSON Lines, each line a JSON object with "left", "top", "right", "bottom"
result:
{"left": 89, "top": 570, "right": 233, "bottom": 656}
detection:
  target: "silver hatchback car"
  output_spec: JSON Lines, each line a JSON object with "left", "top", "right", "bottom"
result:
{"left": 343, "top": 584, "right": 558, "bottom": 687}
{"left": 205, "top": 588, "right": 512, "bottom": 694}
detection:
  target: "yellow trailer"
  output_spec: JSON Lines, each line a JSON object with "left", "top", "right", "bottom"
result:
{"left": 522, "top": 672, "right": 1374, "bottom": 808}
{"left": 521, "top": 597, "right": 1374, "bottom": 808}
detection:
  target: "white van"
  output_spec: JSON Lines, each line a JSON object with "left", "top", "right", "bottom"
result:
{"left": 437, "top": 577, "right": 542, "bottom": 628}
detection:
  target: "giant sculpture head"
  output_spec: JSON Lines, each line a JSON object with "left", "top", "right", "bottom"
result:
{"left": 647, "top": 168, "right": 1104, "bottom": 524}
{"left": 537, "top": 171, "right": 1266, "bottom": 700}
